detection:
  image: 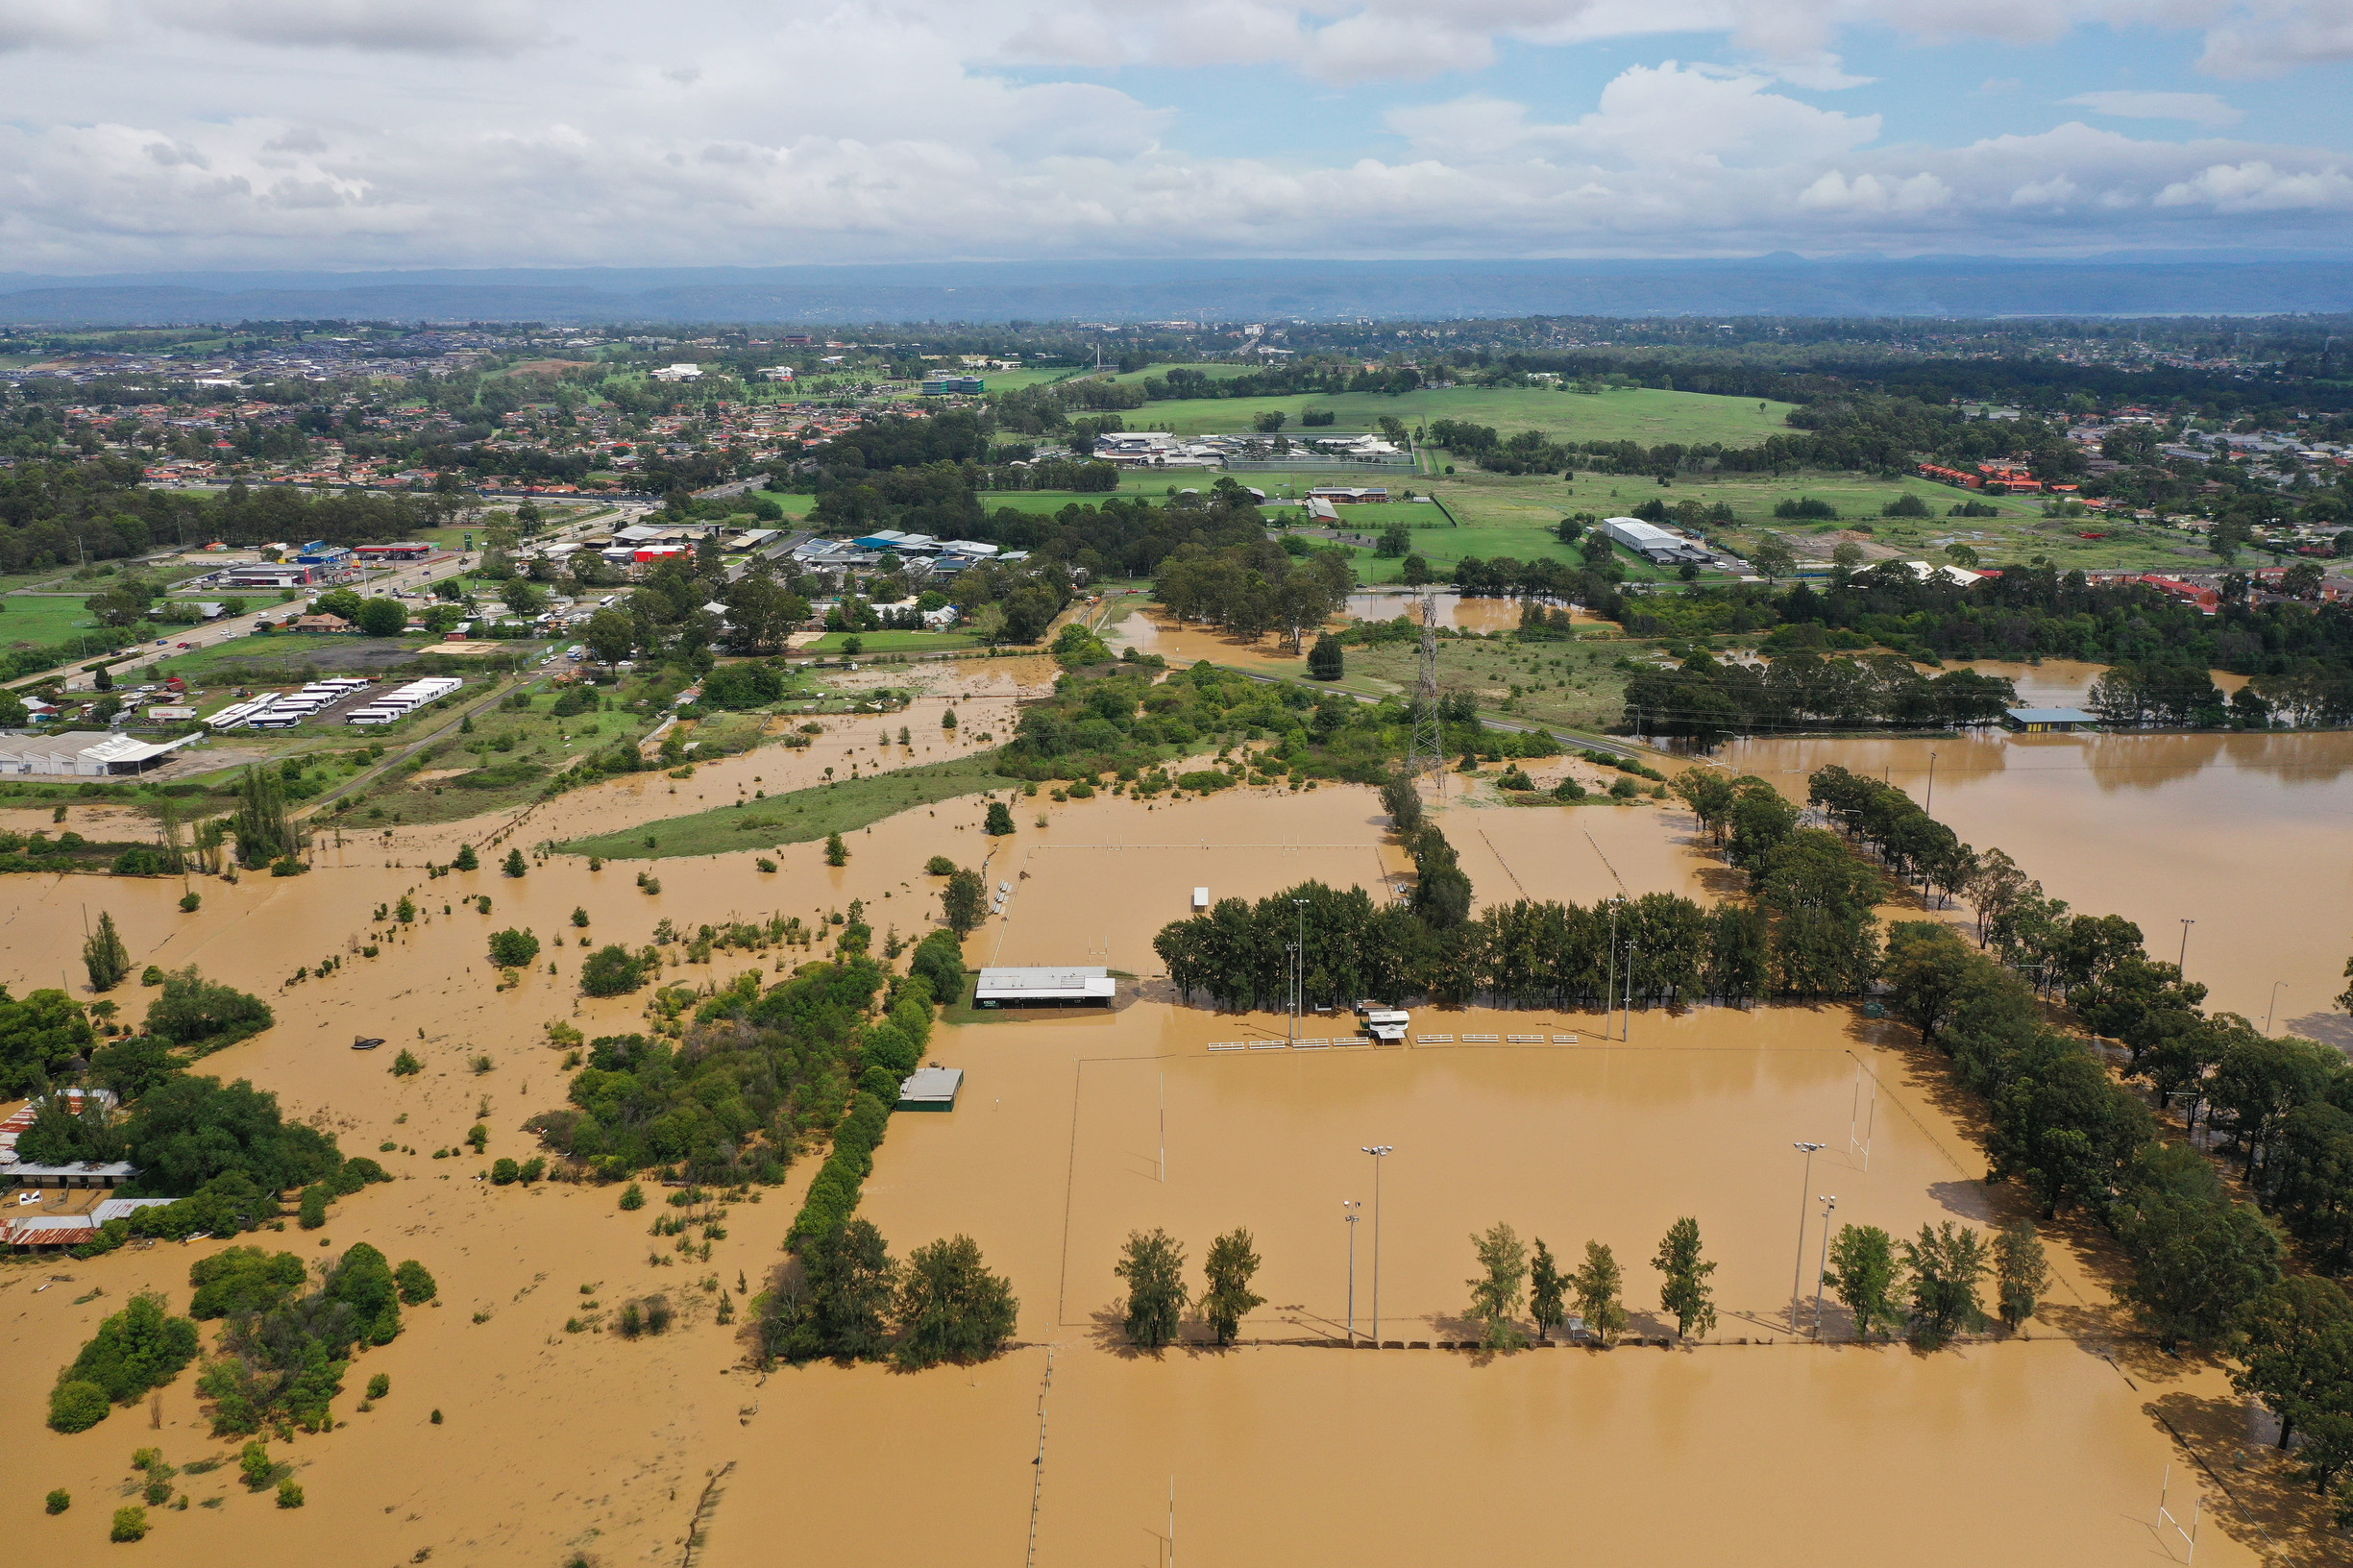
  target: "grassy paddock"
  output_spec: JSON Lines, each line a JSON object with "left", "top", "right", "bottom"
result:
{"left": 802, "top": 630, "right": 981, "bottom": 655}
{"left": 1136, "top": 385, "right": 1799, "bottom": 445}
{"left": 559, "top": 750, "right": 1013, "bottom": 861}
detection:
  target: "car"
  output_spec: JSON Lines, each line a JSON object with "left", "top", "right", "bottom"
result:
{"left": 155, "top": 637, "right": 170, "bottom": 646}
{"left": 176, "top": 642, "right": 193, "bottom": 649}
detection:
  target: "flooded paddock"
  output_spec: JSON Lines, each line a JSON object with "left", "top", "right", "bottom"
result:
{"left": 4, "top": 685, "right": 2338, "bottom": 1568}
{"left": 715, "top": 1338, "right": 2263, "bottom": 1568}
{"left": 1720, "top": 729, "right": 2353, "bottom": 1037}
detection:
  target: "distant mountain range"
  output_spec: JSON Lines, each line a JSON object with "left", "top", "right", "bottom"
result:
{"left": 3, "top": 256, "right": 2349, "bottom": 326}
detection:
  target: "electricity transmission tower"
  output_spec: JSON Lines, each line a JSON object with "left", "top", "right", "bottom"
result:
{"left": 1406, "top": 586, "right": 1444, "bottom": 796}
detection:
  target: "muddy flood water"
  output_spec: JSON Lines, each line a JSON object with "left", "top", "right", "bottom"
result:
{"left": 2, "top": 672, "right": 2337, "bottom": 1567}
{"left": 1721, "top": 729, "right": 2353, "bottom": 1038}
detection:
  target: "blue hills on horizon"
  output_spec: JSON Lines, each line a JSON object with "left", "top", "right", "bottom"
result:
{"left": 2, "top": 254, "right": 2348, "bottom": 325}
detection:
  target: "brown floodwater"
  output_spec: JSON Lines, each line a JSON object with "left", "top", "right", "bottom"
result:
{"left": 1720, "top": 730, "right": 2353, "bottom": 1037}
{"left": 1924, "top": 658, "right": 2249, "bottom": 704}
{"left": 2, "top": 722, "right": 2326, "bottom": 1566}
{"left": 1345, "top": 589, "right": 1548, "bottom": 632}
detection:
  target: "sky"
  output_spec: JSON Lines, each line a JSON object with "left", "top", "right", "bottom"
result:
{"left": 2, "top": 0, "right": 2351, "bottom": 274}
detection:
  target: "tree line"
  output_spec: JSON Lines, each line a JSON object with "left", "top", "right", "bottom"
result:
{"left": 1625, "top": 650, "right": 2021, "bottom": 743}
{"left": 1827, "top": 768, "right": 2353, "bottom": 1518}
{"left": 1156, "top": 777, "right": 1885, "bottom": 1010}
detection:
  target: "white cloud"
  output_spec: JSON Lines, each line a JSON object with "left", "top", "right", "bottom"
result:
{"left": 0, "top": 4, "right": 2346, "bottom": 269}
{"left": 2064, "top": 89, "right": 2243, "bottom": 126}
{"left": 2155, "top": 159, "right": 2353, "bottom": 210}
{"left": 2196, "top": 3, "right": 2353, "bottom": 79}
{"left": 0, "top": 0, "right": 115, "bottom": 51}
{"left": 142, "top": 0, "right": 552, "bottom": 54}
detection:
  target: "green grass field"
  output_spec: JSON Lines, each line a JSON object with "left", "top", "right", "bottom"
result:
{"left": 559, "top": 750, "right": 1012, "bottom": 860}
{"left": 0, "top": 595, "right": 106, "bottom": 648}
{"left": 803, "top": 630, "right": 979, "bottom": 655}
{"left": 1133, "top": 385, "right": 1799, "bottom": 447}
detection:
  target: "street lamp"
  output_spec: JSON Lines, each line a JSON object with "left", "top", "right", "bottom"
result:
{"left": 1924, "top": 751, "right": 1937, "bottom": 817}
{"left": 1791, "top": 1140, "right": 1826, "bottom": 1329}
{"left": 1813, "top": 1194, "right": 1838, "bottom": 1337}
{"left": 1342, "top": 1200, "right": 1362, "bottom": 1345}
{"left": 2178, "top": 918, "right": 2194, "bottom": 971}
{"left": 1361, "top": 1145, "right": 1394, "bottom": 1345}
{"left": 2267, "top": 982, "right": 2287, "bottom": 1037}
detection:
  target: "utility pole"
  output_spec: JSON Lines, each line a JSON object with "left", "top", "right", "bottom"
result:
{"left": 1622, "top": 940, "right": 1637, "bottom": 1042}
{"left": 1362, "top": 1145, "right": 1393, "bottom": 1344}
{"left": 1289, "top": 897, "right": 1307, "bottom": 1044}
{"left": 1791, "top": 1141, "right": 1826, "bottom": 1329}
{"left": 1407, "top": 586, "right": 1444, "bottom": 797}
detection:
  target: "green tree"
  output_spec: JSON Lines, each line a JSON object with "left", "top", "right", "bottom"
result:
{"left": 58, "top": 1291, "right": 200, "bottom": 1409}
{"left": 355, "top": 598, "right": 406, "bottom": 636}
{"left": 824, "top": 831, "right": 848, "bottom": 867}
{"left": 984, "top": 800, "right": 1016, "bottom": 837}
{"left": 1529, "top": 1239, "right": 1567, "bottom": 1342}
{"left": 579, "top": 944, "right": 649, "bottom": 996}
{"left": 83, "top": 911, "right": 132, "bottom": 992}
{"left": 942, "top": 869, "right": 986, "bottom": 936}
{"left": 1307, "top": 632, "right": 1344, "bottom": 680}
{"left": 1467, "top": 1222, "right": 1530, "bottom": 1350}
{"left": 1900, "top": 1222, "right": 1990, "bottom": 1349}
{"left": 47, "top": 1380, "right": 110, "bottom": 1433}
{"left": 1993, "top": 1221, "right": 2051, "bottom": 1332}
{"left": 1570, "top": 1240, "right": 1628, "bottom": 1345}
{"left": 892, "top": 1235, "right": 1018, "bottom": 1369}
{"left": 143, "top": 967, "right": 274, "bottom": 1050}
{"left": 2231, "top": 1276, "right": 2353, "bottom": 1454}
{"left": 229, "top": 764, "right": 296, "bottom": 868}
{"left": 1824, "top": 1224, "right": 1903, "bottom": 1340}
{"left": 1201, "top": 1228, "right": 1266, "bottom": 1348}
{"left": 0, "top": 985, "right": 96, "bottom": 1096}
{"left": 124, "top": 1074, "right": 334, "bottom": 1196}
{"left": 1749, "top": 534, "right": 1797, "bottom": 582}
{"left": 2115, "top": 1143, "right": 2284, "bottom": 1349}
{"left": 487, "top": 928, "right": 541, "bottom": 968}
{"left": 502, "top": 847, "right": 527, "bottom": 878}
{"left": 582, "top": 607, "right": 636, "bottom": 666}
{"left": 453, "top": 844, "right": 478, "bottom": 870}
{"left": 773, "top": 1218, "right": 898, "bottom": 1363}
{"left": 1651, "top": 1216, "right": 1718, "bottom": 1340}
{"left": 1115, "top": 1228, "right": 1189, "bottom": 1353}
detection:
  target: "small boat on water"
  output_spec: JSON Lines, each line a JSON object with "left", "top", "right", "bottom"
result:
{"left": 352, "top": 1037, "right": 385, "bottom": 1051}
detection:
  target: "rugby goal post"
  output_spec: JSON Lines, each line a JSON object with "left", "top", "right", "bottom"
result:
{"left": 2156, "top": 1464, "right": 2200, "bottom": 1564}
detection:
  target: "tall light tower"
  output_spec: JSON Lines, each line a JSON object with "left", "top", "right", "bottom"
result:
{"left": 1362, "top": 1145, "right": 1394, "bottom": 1344}
{"left": 1342, "top": 1200, "right": 1362, "bottom": 1345}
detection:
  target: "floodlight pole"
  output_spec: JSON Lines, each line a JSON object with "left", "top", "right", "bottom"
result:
{"left": 1343, "top": 1200, "right": 1362, "bottom": 1345}
{"left": 1623, "top": 941, "right": 1637, "bottom": 1042}
{"left": 1791, "top": 1140, "right": 1826, "bottom": 1329}
{"left": 1362, "top": 1145, "right": 1393, "bottom": 1344}
{"left": 2178, "top": 918, "right": 2194, "bottom": 971}
{"left": 1289, "top": 897, "right": 1308, "bottom": 1044}
{"left": 1813, "top": 1194, "right": 1838, "bottom": 1337}
{"left": 2267, "top": 982, "right": 2286, "bottom": 1037}
{"left": 1924, "top": 750, "right": 1937, "bottom": 817}
{"left": 1604, "top": 897, "right": 1621, "bottom": 1039}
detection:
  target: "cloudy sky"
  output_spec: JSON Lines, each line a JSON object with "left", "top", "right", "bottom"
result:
{"left": 3, "top": 0, "right": 2351, "bottom": 273}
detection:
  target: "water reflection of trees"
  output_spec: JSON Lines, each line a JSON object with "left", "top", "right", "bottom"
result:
{"left": 1721, "top": 732, "right": 2351, "bottom": 796}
